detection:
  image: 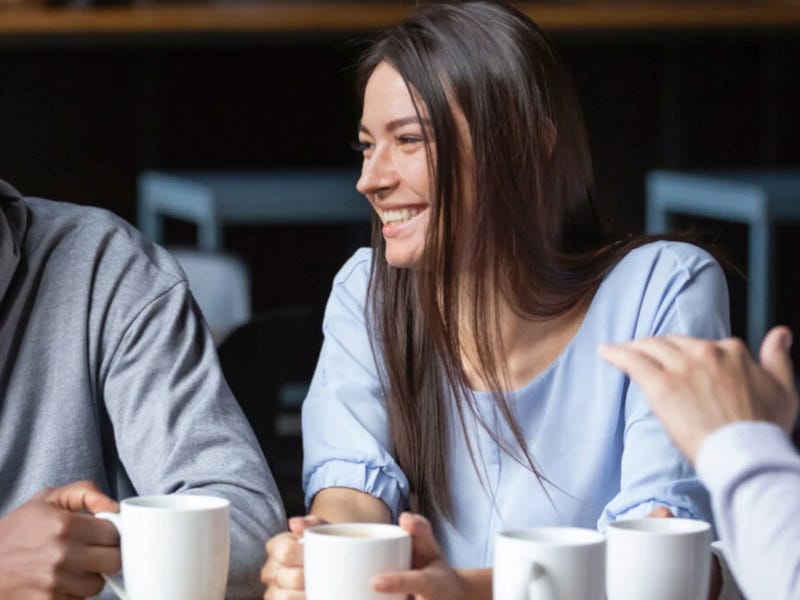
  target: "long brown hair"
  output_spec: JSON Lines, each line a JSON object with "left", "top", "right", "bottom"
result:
{"left": 360, "top": 1, "right": 655, "bottom": 521}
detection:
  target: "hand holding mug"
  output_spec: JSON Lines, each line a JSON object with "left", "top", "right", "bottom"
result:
{"left": 371, "top": 512, "right": 469, "bottom": 600}
{"left": 262, "top": 515, "right": 327, "bottom": 599}
{"left": 0, "top": 480, "right": 120, "bottom": 600}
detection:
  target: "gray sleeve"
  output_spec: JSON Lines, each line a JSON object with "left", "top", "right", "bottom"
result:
{"left": 101, "top": 281, "right": 286, "bottom": 599}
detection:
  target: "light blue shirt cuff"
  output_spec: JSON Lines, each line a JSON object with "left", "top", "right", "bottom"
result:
{"left": 304, "top": 459, "right": 407, "bottom": 521}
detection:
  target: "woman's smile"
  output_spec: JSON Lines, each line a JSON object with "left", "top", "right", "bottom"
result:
{"left": 376, "top": 204, "right": 430, "bottom": 238}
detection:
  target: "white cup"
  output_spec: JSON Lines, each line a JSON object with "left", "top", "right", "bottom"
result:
{"left": 96, "top": 494, "right": 230, "bottom": 600}
{"left": 493, "top": 527, "right": 606, "bottom": 600}
{"left": 606, "top": 518, "right": 712, "bottom": 600}
{"left": 304, "top": 522, "right": 412, "bottom": 600}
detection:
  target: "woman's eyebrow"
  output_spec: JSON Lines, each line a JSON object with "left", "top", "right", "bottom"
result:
{"left": 358, "top": 116, "right": 431, "bottom": 135}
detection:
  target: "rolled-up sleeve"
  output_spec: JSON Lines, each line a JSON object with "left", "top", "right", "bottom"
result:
{"left": 598, "top": 244, "right": 730, "bottom": 530}
{"left": 302, "top": 249, "right": 409, "bottom": 520}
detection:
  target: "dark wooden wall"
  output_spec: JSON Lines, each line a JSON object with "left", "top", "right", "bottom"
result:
{"left": 2, "top": 28, "right": 799, "bottom": 355}
{"left": 2, "top": 22, "right": 799, "bottom": 514}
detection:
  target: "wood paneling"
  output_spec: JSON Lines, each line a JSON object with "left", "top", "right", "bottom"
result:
{"left": 1, "top": 2, "right": 800, "bottom": 37}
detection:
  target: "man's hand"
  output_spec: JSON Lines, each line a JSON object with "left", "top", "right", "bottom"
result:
{"left": 0, "top": 480, "right": 121, "bottom": 600}
{"left": 599, "top": 326, "right": 798, "bottom": 464}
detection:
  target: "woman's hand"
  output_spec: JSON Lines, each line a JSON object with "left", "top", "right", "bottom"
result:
{"left": 262, "top": 515, "right": 326, "bottom": 600}
{"left": 647, "top": 506, "right": 674, "bottom": 518}
{"left": 371, "top": 512, "right": 474, "bottom": 600}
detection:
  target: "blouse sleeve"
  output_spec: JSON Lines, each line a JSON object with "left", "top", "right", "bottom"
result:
{"left": 301, "top": 249, "right": 409, "bottom": 520}
{"left": 598, "top": 243, "right": 730, "bottom": 530}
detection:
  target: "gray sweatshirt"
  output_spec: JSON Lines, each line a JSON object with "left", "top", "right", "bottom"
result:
{"left": 0, "top": 180, "right": 286, "bottom": 598}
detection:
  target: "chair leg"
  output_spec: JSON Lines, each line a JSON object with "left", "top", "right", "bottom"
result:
{"left": 199, "top": 219, "right": 223, "bottom": 252}
{"left": 748, "top": 222, "right": 774, "bottom": 354}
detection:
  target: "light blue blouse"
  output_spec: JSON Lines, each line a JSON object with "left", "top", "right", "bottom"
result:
{"left": 302, "top": 241, "right": 730, "bottom": 568}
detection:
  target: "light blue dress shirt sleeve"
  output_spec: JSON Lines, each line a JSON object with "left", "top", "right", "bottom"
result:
{"left": 598, "top": 244, "right": 729, "bottom": 528}
{"left": 302, "top": 249, "right": 409, "bottom": 519}
{"left": 697, "top": 422, "right": 800, "bottom": 600}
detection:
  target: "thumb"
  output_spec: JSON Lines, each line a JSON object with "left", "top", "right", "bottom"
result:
{"left": 399, "top": 512, "right": 442, "bottom": 566}
{"left": 289, "top": 514, "right": 327, "bottom": 537}
{"left": 760, "top": 326, "right": 796, "bottom": 394}
{"left": 44, "top": 480, "right": 119, "bottom": 514}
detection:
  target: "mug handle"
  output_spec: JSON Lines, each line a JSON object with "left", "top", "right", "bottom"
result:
{"left": 95, "top": 512, "right": 129, "bottom": 600}
{"left": 527, "top": 562, "right": 558, "bottom": 600}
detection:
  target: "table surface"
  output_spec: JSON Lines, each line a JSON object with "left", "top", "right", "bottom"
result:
{"left": 2, "top": 2, "right": 800, "bottom": 36}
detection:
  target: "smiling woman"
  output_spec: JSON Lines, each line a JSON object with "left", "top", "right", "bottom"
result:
{"left": 262, "top": 2, "right": 730, "bottom": 600}
{"left": 355, "top": 62, "right": 433, "bottom": 268}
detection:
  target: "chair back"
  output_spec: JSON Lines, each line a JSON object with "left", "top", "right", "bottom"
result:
{"left": 217, "top": 306, "right": 314, "bottom": 455}
{"left": 169, "top": 247, "right": 252, "bottom": 343}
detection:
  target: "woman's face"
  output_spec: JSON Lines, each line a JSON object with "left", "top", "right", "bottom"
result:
{"left": 356, "top": 62, "right": 433, "bottom": 269}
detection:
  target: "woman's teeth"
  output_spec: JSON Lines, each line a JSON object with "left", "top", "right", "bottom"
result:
{"left": 379, "top": 207, "right": 422, "bottom": 225}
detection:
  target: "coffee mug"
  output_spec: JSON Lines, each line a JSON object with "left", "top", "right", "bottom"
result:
{"left": 96, "top": 494, "right": 230, "bottom": 600}
{"left": 493, "top": 527, "right": 606, "bottom": 600}
{"left": 606, "top": 517, "right": 712, "bottom": 600}
{"left": 304, "top": 522, "right": 412, "bottom": 600}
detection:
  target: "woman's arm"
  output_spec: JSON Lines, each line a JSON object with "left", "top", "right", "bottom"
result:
{"left": 303, "top": 251, "right": 410, "bottom": 521}
{"left": 599, "top": 244, "right": 731, "bottom": 526}
{"left": 310, "top": 487, "right": 391, "bottom": 523}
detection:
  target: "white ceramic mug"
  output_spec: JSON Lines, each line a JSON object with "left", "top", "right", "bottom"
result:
{"left": 304, "top": 522, "right": 412, "bottom": 600}
{"left": 606, "top": 517, "right": 712, "bottom": 600}
{"left": 96, "top": 494, "right": 230, "bottom": 600}
{"left": 493, "top": 527, "right": 606, "bottom": 600}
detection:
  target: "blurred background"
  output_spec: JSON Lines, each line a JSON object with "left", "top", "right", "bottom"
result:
{"left": 1, "top": 1, "right": 798, "bottom": 513}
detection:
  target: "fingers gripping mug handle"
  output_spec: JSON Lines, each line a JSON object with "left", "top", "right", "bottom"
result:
{"left": 95, "top": 512, "right": 128, "bottom": 600}
{"left": 528, "top": 562, "right": 558, "bottom": 600}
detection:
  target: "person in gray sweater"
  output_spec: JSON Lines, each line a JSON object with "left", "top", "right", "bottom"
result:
{"left": 0, "top": 180, "right": 285, "bottom": 599}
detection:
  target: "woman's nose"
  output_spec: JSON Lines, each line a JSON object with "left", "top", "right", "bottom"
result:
{"left": 356, "top": 146, "right": 398, "bottom": 196}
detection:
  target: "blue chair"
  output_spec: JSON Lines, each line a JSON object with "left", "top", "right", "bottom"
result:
{"left": 138, "top": 169, "right": 370, "bottom": 252}
{"left": 646, "top": 170, "right": 800, "bottom": 352}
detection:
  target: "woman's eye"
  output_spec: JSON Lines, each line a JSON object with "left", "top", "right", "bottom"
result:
{"left": 350, "top": 140, "right": 372, "bottom": 154}
{"left": 397, "top": 136, "right": 423, "bottom": 146}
